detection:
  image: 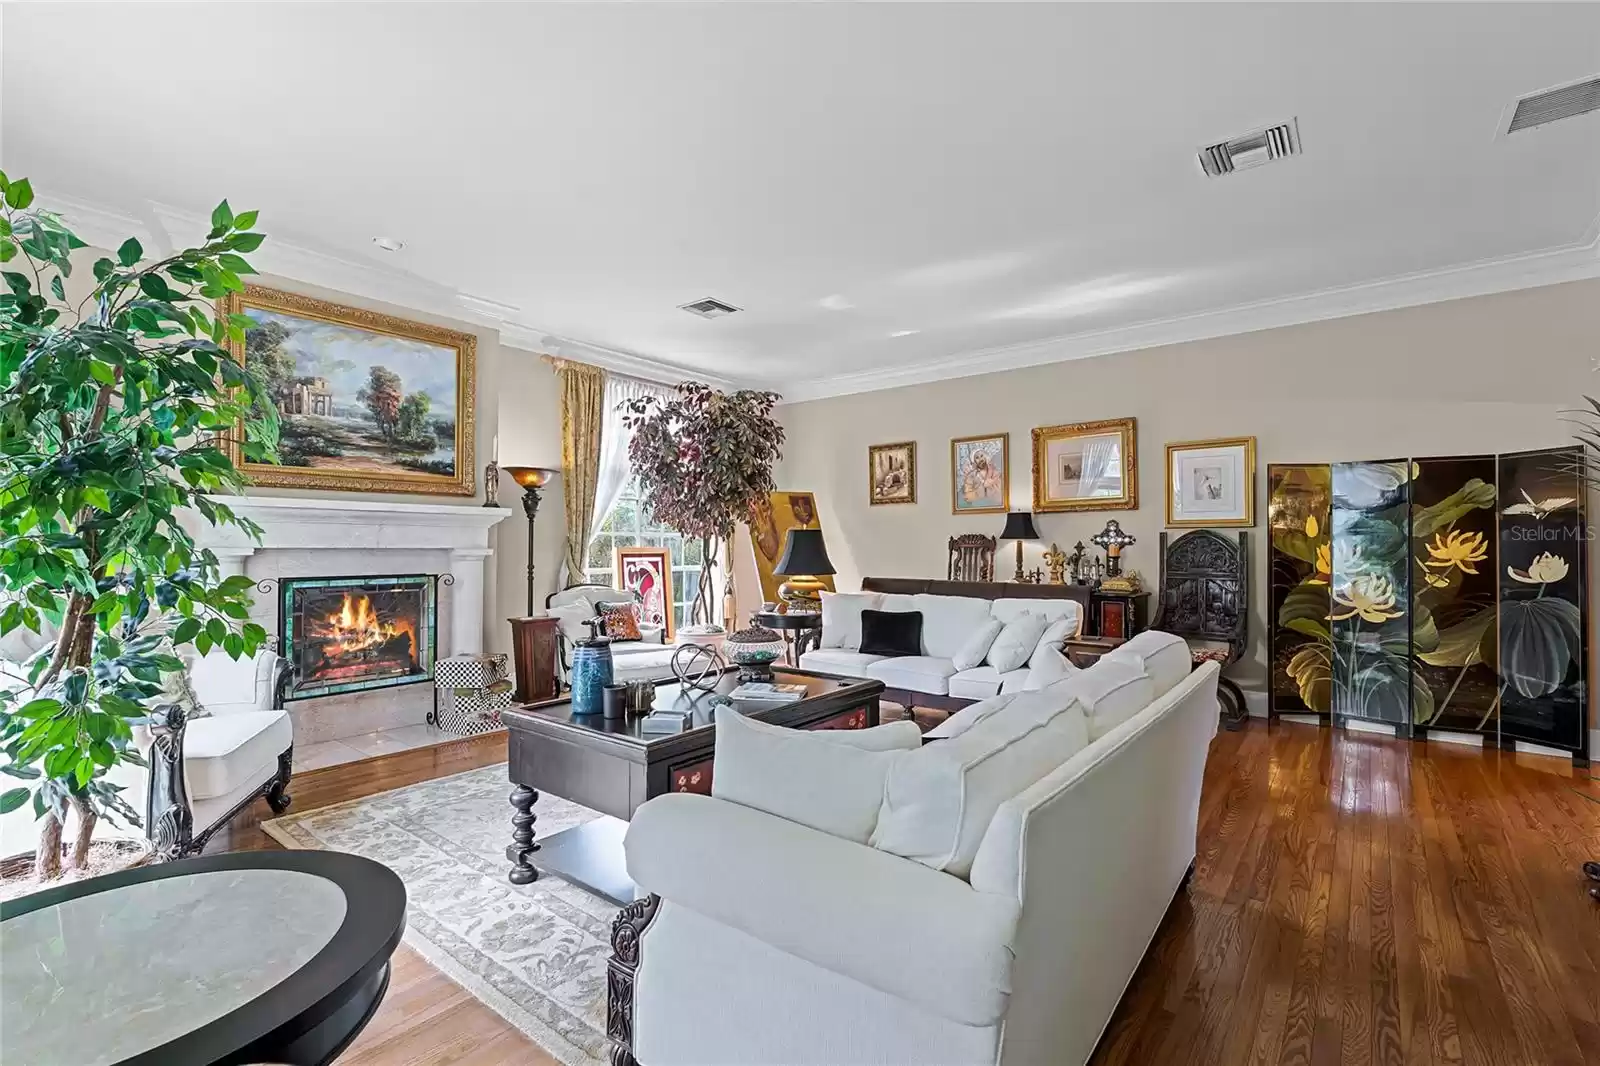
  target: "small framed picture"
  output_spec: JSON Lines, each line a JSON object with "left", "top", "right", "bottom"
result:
{"left": 1166, "top": 436, "right": 1256, "bottom": 527}
{"left": 950, "top": 433, "right": 1009, "bottom": 514}
{"left": 868, "top": 441, "right": 917, "bottom": 505}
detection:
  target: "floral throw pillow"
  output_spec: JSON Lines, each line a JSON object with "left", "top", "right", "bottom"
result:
{"left": 597, "top": 601, "right": 642, "bottom": 642}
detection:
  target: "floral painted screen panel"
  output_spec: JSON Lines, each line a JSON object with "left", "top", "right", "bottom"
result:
{"left": 1330, "top": 461, "right": 1413, "bottom": 730}
{"left": 1268, "top": 464, "right": 1332, "bottom": 715}
{"left": 1409, "top": 456, "right": 1499, "bottom": 735}
{"left": 1496, "top": 446, "right": 1587, "bottom": 755}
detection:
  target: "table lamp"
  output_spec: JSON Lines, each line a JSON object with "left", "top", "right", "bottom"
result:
{"left": 998, "top": 511, "right": 1041, "bottom": 582}
{"left": 501, "top": 466, "right": 557, "bottom": 615}
{"left": 774, "top": 527, "right": 836, "bottom": 612}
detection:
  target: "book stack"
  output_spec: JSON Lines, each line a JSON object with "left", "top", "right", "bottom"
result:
{"left": 727, "top": 682, "right": 808, "bottom": 703}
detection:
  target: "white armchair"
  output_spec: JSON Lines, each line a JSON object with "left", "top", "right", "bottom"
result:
{"left": 546, "top": 583, "right": 675, "bottom": 684}
{"left": 607, "top": 656, "right": 1221, "bottom": 1066}
{"left": 145, "top": 647, "right": 293, "bottom": 860}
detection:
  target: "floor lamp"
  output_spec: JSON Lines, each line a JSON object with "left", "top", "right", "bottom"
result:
{"left": 502, "top": 466, "right": 556, "bottom": 615}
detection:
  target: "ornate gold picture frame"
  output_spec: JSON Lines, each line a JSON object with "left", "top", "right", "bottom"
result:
{"left": 1166, "top": 436, "right": 1256, "bottom": 527}
{"left": 1031, "top": 417, "right": 1137, "bottom": 513}
{"left": 220, "top": 285, "right": 476, "bottom": 496}
{"left": 950, "top": 432, "right": 1010, "bottom": 515}
{"left": 868, "top": 441, "right": 917, "bottom": 505}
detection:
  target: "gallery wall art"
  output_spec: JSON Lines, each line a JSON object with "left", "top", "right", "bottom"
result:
{"left": 1031, "top": 417, "right": 1137, "bottom": 513}
{"left": 950, "top": 433, "right": 1010, "bottom": 515}
{"left": 1267, "top": 464, "right": 1332, "bottom": 716}
{"left": 747, "top": 491, "right": 837, "bottom": 604}
{"left": 1268, "top": 446, "right": 1587, "bottom": 762}
{"left": 1166, "top": 436, "right": 1255, "bottom": 527}
{"left": 868, "top": 441, "right": 917, "bottom": 505}
{"left": 615, "top": 546, "right": 675, "bottom": 641}
{"left": 222, "top": 285, "right": 477, "bottom": 496}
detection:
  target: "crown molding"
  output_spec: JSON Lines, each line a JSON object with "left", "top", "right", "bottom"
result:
{"left": 779, "top": 225, "right": 1600, "bottom": 404}
{"left": 38, "top": 191, "right": 735, "bottom": 391}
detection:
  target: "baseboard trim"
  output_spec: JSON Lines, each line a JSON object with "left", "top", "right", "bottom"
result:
{"left": 1425, "top": 729, "right": 1486, "bottom": 748}
{"left": 1512, "top": 739, "right": 1573, "bottom": 761}
{"left": 1277, "top": 713, "right": 1324, "bottom": 728}
{"left": 1344, "top": 719, "right": 1398, "bottom": 737}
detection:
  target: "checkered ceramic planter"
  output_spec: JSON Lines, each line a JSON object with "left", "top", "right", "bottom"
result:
{"left": 434, "top": 654, "right": 511, "bottom": 736}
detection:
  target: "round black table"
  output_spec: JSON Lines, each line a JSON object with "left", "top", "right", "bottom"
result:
{"left": 754, "top": 610, "right": 824, "bottom": 664}
{"left": 1, "top": 850, "right": 406, "bottom": 1066}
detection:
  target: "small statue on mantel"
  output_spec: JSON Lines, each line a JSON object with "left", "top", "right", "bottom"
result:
{"left": 1067, "top": 541, "right": 1088, "bottom": 584}
{"left": 483, "top": 461, "right": 502, "bottom": 508}
{"left": 1027, "top": 566, "right": 1045, "bottom": 585}
{"left": 1042, "top": 543, "right": 1069, "bottom": 585}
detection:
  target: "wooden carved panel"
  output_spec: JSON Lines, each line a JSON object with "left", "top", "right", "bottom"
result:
{"left": 669, "top": 757, "right": 713, "bottom": 795}
{"left": 805, "top": 706, "right": 870, "bottom": 731}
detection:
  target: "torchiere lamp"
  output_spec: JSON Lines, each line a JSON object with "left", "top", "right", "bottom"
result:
{"left": 998, "top": 511, "right": 1041, "bottom": 582}
{"left": 773, "top": 527, "right": 836, "bottom": 613}
{"left": 501, "top": 466, "right": 557, "bottom": 615}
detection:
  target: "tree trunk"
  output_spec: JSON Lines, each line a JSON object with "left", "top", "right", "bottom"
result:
{"left": 69, "top": 793, "right": 97, "bottom": 871}
{"left": 35, "top": 810, "right": 63, "bottom": 881}
{"left": 692, "top": 536, "right": 717, "bottom": 626}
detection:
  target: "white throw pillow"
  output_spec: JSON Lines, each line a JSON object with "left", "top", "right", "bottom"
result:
{"left": 1056, "top": 658, "right": 1156, "bottom": 740}
{"left": 1022, "top": 647, "right": 1078, "bottom": 690}
{"left": 871, "top": 688, "right": 1090, "bottom": 878}
{"left": 986, "top": 612, "right": 1049, "bottom": 673}
{"left": 1101, "top": 630, "right": 1192, "bottom": 697}
{"left": 819, "top": 591, "right": 883, "bottom": 651}
{"left": 1029, "top": 617, "right": 1076, "bottom": 670}
{"left": 923, "top": 692, "right": 1020, "bottom": 740}
{"left": 547, "top": 601, "right": 596, "bottom": 644}
{"left": 711, "top": 707, "right": 918, "bottom": 843}
{"left": 951, "top": 618, "right": 1005, "bottom": 671}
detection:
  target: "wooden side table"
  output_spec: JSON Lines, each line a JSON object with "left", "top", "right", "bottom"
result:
{"left": 509, "top": 616, "right": 562, "bottom": 703}
{"left": 1061, "top": 635, "right": 1127, "bottom": 669}
{"left": 754, "top": 610, "right": 823, "bottom": 664}
{"left": 1090, "top": 590, "right": 1149, "bottom": 640}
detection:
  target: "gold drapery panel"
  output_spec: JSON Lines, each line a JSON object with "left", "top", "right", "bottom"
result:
{"left": 554, "top": 359, "right": 605, "bottom": 580}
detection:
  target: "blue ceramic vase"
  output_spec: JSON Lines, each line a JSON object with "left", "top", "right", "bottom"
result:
{"left": 570, "top": 628, "right": 614, "bottom": 716}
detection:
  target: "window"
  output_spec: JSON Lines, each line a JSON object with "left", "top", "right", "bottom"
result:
{"left": 584, "top": 479, "right": 713, "bottom": 630}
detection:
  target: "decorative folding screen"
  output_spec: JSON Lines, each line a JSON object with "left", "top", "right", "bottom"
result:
{"left": 1267, "top": 464, "right": 1332, "bottom": 717}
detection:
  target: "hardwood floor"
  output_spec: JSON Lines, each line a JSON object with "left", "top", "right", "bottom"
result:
{"left": 219, "top": 721, "right": 1599, "bottom": 1065}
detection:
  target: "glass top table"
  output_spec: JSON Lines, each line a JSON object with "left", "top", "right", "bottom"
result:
{"left": 1, "top": 851, "right": 406, "bottom": 1066}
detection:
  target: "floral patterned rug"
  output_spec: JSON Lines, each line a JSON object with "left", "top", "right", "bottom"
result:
{"left": 262, "top": 764, "right": 616, "bottom": 1066}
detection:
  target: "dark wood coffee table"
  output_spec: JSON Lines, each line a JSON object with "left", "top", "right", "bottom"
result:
{"left": 502, "top": 667, "right": 883, "bottom": 904}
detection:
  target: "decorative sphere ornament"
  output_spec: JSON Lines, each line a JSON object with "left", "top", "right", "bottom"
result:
{"left": 671, "top": 643, "right": 725, "bottom": 692}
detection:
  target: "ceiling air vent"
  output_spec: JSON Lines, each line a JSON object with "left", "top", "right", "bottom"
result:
{"left": 679, "top": 297, "right": 741, "bottom": 319}
{"left": 1506, "top": 75, "right": 1600, "bottom": 134}
{"left": 1198, "top": 118, "right": 1301, "bottom": 178}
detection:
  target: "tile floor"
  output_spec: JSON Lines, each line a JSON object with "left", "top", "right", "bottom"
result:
{"left": 296, "top": 723, "right": 505, "bottom": 771}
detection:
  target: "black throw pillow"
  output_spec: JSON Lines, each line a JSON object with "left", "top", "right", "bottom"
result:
{"left": 859, "top": 609, "right": 923, "bottom": 657}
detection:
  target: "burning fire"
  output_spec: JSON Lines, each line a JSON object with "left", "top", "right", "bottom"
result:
{"left": 320, "top": 592, "right": 417, "bottom": 662}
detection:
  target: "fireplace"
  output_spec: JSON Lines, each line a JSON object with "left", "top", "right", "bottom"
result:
{"left": 280, "top": 574, "right": 437, "bottom": 701}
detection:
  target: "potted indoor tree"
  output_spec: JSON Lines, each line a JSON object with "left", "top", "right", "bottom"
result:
{"left": 0, "top": 172, "right": 278, "bottom": 885}
{"left": 623, "top": 382, "right": 783, "bottom": 630}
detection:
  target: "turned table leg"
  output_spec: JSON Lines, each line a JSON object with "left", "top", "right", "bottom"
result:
{"left": 507, "top": 784, "right": 540, "bottom": 885}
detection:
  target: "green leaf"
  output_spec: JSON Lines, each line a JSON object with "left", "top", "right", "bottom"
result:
{"left": 205, "top": 618, "right": 227, "bottom": 643}
{"left": 233, "top": 210, "right": 259, "bottom": 230}
{"left": 50, "top": 275, "right": 65, "bottom": 302}
{"left": 217, "top": 253, "right": 255, "bottom": 275}
{"left": 0, "top": 788, "right": 29, "bottom": 815}
{"left": 83, "top": 486, "right": 112, "bottom": 512}
{"left": 211, "top": 199, "right": 234, "bottom": 234}
{"left": 17, "top": 698, "right": 62, "bottom": 719}
{"left": 117, "top": 237, "right": 143, "bottom": 267}
{"left": 4, "top": 178, "right": 33, "bottom": 209}
{"left": 228, "top": 232, "right": 264, "bottom": 253}
{"left": 1411, "top": 479, "right": 1497, "bottom": 541}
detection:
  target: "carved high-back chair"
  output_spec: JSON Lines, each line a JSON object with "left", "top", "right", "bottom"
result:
{"left": 947, "top": 534, "right": 997, "bottom": 583}
{"left": 1151, "top": 530, "right": 1249, "bottom": 728}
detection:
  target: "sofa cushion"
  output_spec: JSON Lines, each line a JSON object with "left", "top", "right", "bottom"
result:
{"left": 865, "top": 656, "right": 959, "bottom": 696}
{"left": 860, "top": 609, "right": 923, "bottom": 657}
{"left": 797, "top": 649, "right": 888, "bottom": 676}
{"left": 912, "top": 594, "right": 999, "bottom": 659}
{"left": 987, "top": 612, "right": 1049, "bottom": 673}
{"left": 1022, "top": 647, "right": 1078, "bottom": 690}
{"left": 184, "top": 709, "right": 292, "bottom": 801}
{"left": 951, "top": 618, "right": 1004, "bottom": 671}
{"left": 1030, "top": 618, "right": 1076, "bottom": 669}
{"left": 871, "top": 687, "right": 1090, "bottom": 877}
{"left": 548, "top": 601, "right": 596, "bottom": 645}
{"left": 1056, "top": 658, "right": 1155, "bottom": 740}
{"left": 948, "top": 665, "right": 1031, "bottom": 700}
{"left": 989, "top": 597, "right": 1082, "bottom": 633}
{"left": 924, "top": 692, "right": 1021, "bottom": 740}
{"left": 1100, "top": 630, "right": 1191, "bottom": 697}
{"left": 188, "top": 649, "right": 279, "bottom": 715}
{"left": 711, "top": 707, "right": 918, "bottom": 843}
{"left": 819, "top": 591, "right": 882, "bottom": 650}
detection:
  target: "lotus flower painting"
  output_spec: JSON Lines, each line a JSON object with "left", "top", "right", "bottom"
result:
{"left": 1267, "top": 464, "right": 1332, "bottom": 715}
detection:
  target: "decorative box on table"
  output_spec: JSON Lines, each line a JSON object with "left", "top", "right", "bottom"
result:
{"left": 434, "top": 653, "right": 512, "bottom": 736}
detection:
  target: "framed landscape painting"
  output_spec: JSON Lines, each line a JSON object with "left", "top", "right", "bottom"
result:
{"left": 950, "top": 433, "right": 1009, "bottom": 514}
{"left": 1166, "top": 436, "right": 1255, "bottom": 527}
{"left": 222, "top": 285, "right": 477, "bottom": 496}
{"left": 616, "top": 546, "right": 675, "bottom": 640}
{"left": 868, "top": 441, "right": 917, "bottom": 505}
{"left": 1032, "top": 417, "right": 1137, "bottom": 512}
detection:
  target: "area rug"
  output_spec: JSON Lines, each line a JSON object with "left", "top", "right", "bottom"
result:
{"left": 262, "top": 764, "right": 617, "bottom": 1066}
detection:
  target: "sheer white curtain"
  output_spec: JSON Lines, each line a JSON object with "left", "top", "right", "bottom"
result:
{"left": 561, "top": 373, "right": 673, "bottom": 585}
{"left": 1078, "top": 437, "right": 1122, "bottom": 498}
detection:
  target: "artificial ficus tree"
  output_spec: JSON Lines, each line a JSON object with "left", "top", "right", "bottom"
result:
{"left": 0, "top": 172, "right": 280, "bottom": 878}
{"left": 623, "top": 382, "right": 784, "bottom": 626}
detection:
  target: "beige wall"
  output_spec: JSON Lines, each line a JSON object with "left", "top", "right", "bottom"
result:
{"left": 490, "top": 345, "right": 566, "bottom": 653}
{"left": 778, "top": 279, "right": 1600, "bottom": 719}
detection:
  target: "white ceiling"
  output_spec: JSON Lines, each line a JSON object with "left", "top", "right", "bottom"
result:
{"left": 4, "top": 3, "right": 1599, "bottom": 400}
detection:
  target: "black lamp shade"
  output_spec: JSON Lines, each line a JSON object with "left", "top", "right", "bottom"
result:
{"left": 775, "top": 527, "right": 836, "bottom": 576}
{"left": 998, "top": 511, "right": 1041, "bottom": 542}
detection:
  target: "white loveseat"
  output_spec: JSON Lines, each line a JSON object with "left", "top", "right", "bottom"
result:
{"left": 800, "top": 586, "right": 1086, "bottom": 705}
{"left": 546, "top": 584, "right": 676, "bottom": 683}
{"left": 610, "top": 631, "right": 1217, "bottom": 1066}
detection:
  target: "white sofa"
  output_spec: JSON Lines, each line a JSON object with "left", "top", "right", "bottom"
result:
{"left": 800, "top": 588, "right": 1085, "bottom": 704}
{"left": 609, "top": 630, "right": 1216, "bottom": 1066}
{"left": 546, "top": 584, "right": 676, "bottom": 683}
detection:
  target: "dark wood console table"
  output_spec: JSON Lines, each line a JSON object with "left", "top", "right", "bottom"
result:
{"left": 501, "top": 667, "right": 883, "bottom": 904}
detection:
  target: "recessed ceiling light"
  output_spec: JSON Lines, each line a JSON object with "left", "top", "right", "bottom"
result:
{"left": 890, "top": 329, "right": 920, "bottom": 338}
{"left": 372, "top": 236, "right": 406, "bottom": 252}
